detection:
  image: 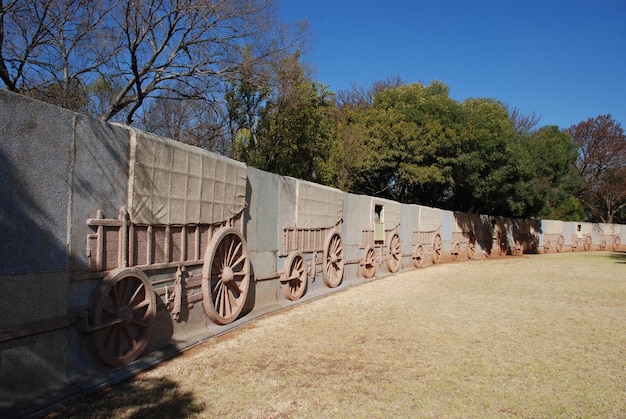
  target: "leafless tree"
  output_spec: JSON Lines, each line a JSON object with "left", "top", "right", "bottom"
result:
{"left": 508, "top": 106, "right": 541, "bottom": 136}
{"left": 1, "top": 0, "right": 308, "bottom": 124}
{"left": 1, "top": 0, "right": 119, "bottom": 111}
{"left": 567, "top": 114, "right": 626, "bottom": 223}
{"left": 336, "top": 75, "right": 405, "bottom": 110}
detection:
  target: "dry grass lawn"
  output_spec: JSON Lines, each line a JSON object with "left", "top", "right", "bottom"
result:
{"left": 48, "top": 252, "right": 626, "bottom": 418}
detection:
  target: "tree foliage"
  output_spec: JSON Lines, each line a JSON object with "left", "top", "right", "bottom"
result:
{"left": 332, "top": 81, "right": 583, "bottom": 218}
{"left": 234, "top": 53, "right": 338, "bottom": 183}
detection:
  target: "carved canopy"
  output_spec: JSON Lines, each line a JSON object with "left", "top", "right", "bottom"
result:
{"left": 128, "top": 130, "right": 247, "bottom": 225}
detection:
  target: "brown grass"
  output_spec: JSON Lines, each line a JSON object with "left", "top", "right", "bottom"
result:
{"left": 48, "top": 252, "right": 626, "bottom": 418}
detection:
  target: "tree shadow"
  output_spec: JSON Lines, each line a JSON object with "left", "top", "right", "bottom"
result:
{"left": 453, "top": 212, "right": 542, "bottom": 255}
{"left": 608, "top": 251, "right": 626, "bottom": 264}
{"left": 45, "top": 377, "right": 204, "bottom": 418}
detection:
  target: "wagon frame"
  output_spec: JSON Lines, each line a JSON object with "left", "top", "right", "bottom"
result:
{"left": 449, "top": 230, "right": 477, "bottom": 261}
{"left": 280, "top": 222, "right": 345, "bottom": 300}
{"left": 79, "top": 206, "right": 249, "bottom": 367}
{"left": 410, "top": 228, "right": 443, "bottom": 267}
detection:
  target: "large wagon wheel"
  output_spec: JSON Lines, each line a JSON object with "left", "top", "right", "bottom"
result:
{"left": 360, "top": 246, "right": 377, "bottom": 279}
{"left": 386, "top": 233, "right": 402, "bottom": 273}
{"left": 92, "top": 268, "right": 156, "bottom": 367}
{"left": 571, "top": 240, "right": 578, "bottom": 252}
{"left": 556, "top": 235, "right": 564, "bottom": 253}
{"left": 201, "top": 227, "right": 250, "bottom": 325}
{"left": 543, "top": 240, "right": 551, "bottom": 253}
{"left": 584, "top": 236, "right": 592, "bottom": 251}
{"left": 323, "top": 230, "right": 344, "bottom": 288}
{"left": 281, "top": 251, "right": 307, "bottom": 301}
{"left": 412, "top": 244, "right": 424, "bottom": 268}
{"left": 613, "top": 236, "right": 622, "bottom": 251}
{"left": 467, "top": 239, "right": 476, "bottom": 259}
{"left": 432, "top": 234, "right": 442, "bottom": 264}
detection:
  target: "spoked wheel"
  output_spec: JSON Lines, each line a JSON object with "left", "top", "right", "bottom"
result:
{"left": 432, "top": 234, "right": 442, "bottom": 264}
{"left": 413, "top": 244, "right": 424, "bottom": 268}
{"left": 571, "top": 240, "right": 578, "bottom": 252}
{"left": 556, "top": 235, "right": 564, "bottom": 253}
{"left": 601, "top": 240, "right": 607, "bottom": 250}
{"left": 323, "top": 230, "right": 344, "bottom": 288}
{"left": 451, "top": 242, "right": 461, "bottom": 261}
{"left": 584, "top": 236, "right": 592, "bottom": 251}
{"left": 201, "top": 228, "right": 250, "bottom": 325}
{"left": 544, "top": 241, "right": 551, "bottom": 253}
{"left": 467, "top": 240, "right": 476, "bottom": 259}
{"left": 613, "top": 236, "right": 622, "bottom": 251}
{"left": 281, "top": 251, "right": 307, "bottom": 301}
{"left": 514, "top": 241, "right": 523, "bottom": 256}
{"left": 499, "top": 241, "right": 507, "bottom": 256}
{"left": 360, "top": 246, "right": 377, "bottom": 279}
{"left": 386, "top": 233, "right": 402, "bottom": 273}
{"left": 92, "top": 268, "right": 156, "bottom": 367}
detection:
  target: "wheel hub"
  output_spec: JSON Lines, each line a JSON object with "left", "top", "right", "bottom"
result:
{"left": 118, "top": 305, "right": 133, "bottom": 322}
{"left": 222, "top": 266, "right": 234, "bottom": 284}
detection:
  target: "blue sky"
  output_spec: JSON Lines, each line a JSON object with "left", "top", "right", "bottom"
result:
{"left": 279, "top": 0, "right": 626, "bottom": 129}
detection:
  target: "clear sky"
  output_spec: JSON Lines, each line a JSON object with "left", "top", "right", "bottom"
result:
{"left": 279, "top": 0, "right": 626, "bottom": 129}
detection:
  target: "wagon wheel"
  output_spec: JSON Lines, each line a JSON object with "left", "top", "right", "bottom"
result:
{"left": 499, "top": 241, "right": 507, "bottom": 256}
{"left": 92, "top": 268, "right": 156, "bottom": 367}
{"left": 323, "top": 230, "right": 344, "bottom": 288}
{"left": 514, "top": 241, "right": 523, "bottom": 256}
{"left": 613, "top": 236, "right": 621, "bottom": 251}
{"left": 201, "top": 227, "right": 250, "bottom": 325}
{"left": 413, "top": 244, "right": 424, "bottom": 268}
{"left": 386, "top": 233, "right": 402, "bottom": 273}
{"left": 601, "top": 240, "right": 607, "bottom": 250}
{"left": 571, "top": 240, "right": 578, "bottom": 252}
{"left": 467, "top": 239, "right": 476, "bottom": 260}
{"left": 360, "top": 246, "right": 377, "bottom": 279}
{"left": 451, "top": 242, "right": 460, "bottom": 261}
{"left": 281, "top": 251, "right": 307, "bottom": 301}
{"left": 556, "top": 235, "right": 564, "bottom": 253}
{"left": 432, "top": 234, "right": 442, "bottom": 264}
{"left": 584, "top": 236, "right": 592, "bottom": 251}
{"left": 544, "top": 240, "right": 551, "bottom": 253}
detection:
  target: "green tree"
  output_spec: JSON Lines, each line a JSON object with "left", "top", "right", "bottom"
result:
{"left": 452, "top": 98, "right": 516, "bottom": 214}
{"left": 226, "top": 48, "right": 272, "bottom": 159}
{"left": 351, "top": 81, "right": 461, "bottom": 203}
{"left": 238, "top": 53, "right": 338, "bottom": 183}
{"left": 512, "top": 125, "right": 581, "bottom": 219}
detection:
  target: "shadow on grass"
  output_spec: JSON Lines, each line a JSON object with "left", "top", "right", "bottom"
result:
{"left": 46, "top": 377, "right": 204, "bottom": 418}
{"left": 608, "top": 251, "right": 626, "bottom": 264}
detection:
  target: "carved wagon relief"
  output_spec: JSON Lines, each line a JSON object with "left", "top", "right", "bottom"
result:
{"left": 82, "top": 130, "right": 249, "bottom": 367}
{"left": 281, "top": 180, "right": 344, "bottom": 299}
{"left": 359, "top": 200, "right": 402, "bottom": 279}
